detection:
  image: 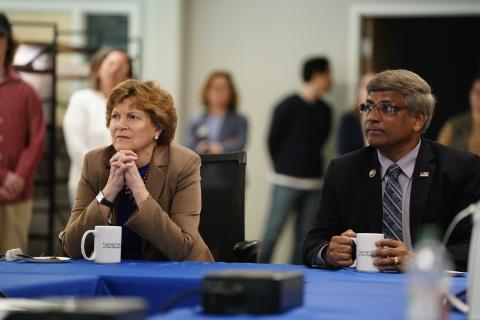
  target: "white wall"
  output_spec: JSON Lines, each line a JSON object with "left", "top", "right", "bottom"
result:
{"left": 142, "top": 0, "right": 184, "bottom": 113}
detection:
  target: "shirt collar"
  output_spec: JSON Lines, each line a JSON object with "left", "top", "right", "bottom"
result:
{"left": 3, "top": 67, "right": 21, "bottom": 82}
{"left": 377, "top": 139, "right": 421, "bottom": 180}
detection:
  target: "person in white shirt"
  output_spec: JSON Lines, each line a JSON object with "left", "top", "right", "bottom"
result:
{"left": 63, "top": 48, "right": 132, "bottom": 202}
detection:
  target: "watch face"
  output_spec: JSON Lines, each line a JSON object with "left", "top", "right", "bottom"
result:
{"left": 97, "top": 192, "right": 114, "bottom": 208}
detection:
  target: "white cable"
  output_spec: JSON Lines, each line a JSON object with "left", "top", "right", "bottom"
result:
{"left": 442, "top": 202, "right": 479, "bottom": 316}
{"left": 443, "top": 203, "right": 477, "bottom": 246}
{"left": 445, "top": 293, "right": 469, "bottom": 314}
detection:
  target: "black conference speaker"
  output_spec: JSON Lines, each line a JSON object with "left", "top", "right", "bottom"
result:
{"left": 202, "top": 269, "right": 303, "bottom": 314}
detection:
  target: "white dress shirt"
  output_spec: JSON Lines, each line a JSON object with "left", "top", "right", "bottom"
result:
{"left": 63, "top": 88, "right": 112, "bottom": 198}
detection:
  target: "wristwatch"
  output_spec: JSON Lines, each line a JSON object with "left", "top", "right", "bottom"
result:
{"left": 96, "top": 191, "right": 114, "bottom": 209}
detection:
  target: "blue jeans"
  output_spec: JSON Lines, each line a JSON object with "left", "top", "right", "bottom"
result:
{"left": 258, "top": 185, "right": 321, "bottom": 264}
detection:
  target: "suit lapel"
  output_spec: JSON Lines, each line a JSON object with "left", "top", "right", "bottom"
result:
{"left": 410, "top": 139, "right": 435, "bottom": 241}
{"left": 99, "top": 146, "right": 116, "bottom": 222}
{"left": 360, "top": 147, "right": 383, "bottom": 232}
{"left": 145, "top": 144, "right": 169, "bottom": 201}
{"left": 100, "top": 146, "right": 116, "bottom": 191}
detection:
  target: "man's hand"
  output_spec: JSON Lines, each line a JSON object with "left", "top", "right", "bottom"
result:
{"left": 2, "top": 172, "right": 25, "bottom": 199}
{"left": 372, "top": 238, "right": 412, "bottom": 271}
{"left": 208, "top": 143, "right": 224, "bottom": 154}
{"left": 0, "top": 187, "right": 13, "bottom": 202}
{"left": 195, "top": 141, "right": 209, "bottom": 153}
{"left": 325, "top": 229, "right": 356, "bottom": 267}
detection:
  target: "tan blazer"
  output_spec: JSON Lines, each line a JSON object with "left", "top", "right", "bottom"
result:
{"left": 61, "top": 143, "right": 214, "bottom": 262}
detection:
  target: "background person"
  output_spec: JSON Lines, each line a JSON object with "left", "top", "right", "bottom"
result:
{"left": 185, "top": 71, "right": 247, "bottom": 154}
{"left": 303, "top": 69, "right": 480, "bottom": 272}
{"left": 61, "top": 79, "right": 213, "bottom": 262}
{"left": 259, "top": 57, "right": 332, "bottom": 264}
{"left": 63, "top": 48, "right": 132, "bottom": 202}
{"left": 0, "top": 12, "right": 45, "bottom": 253}
{"left": 337, "top": 72, "right": 375, "bottom": 155}
{"left": 437, "top": 76, "right": 480, "bottom": 154}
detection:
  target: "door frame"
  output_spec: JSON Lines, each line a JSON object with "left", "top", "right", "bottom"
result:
{"left": 347, "top": 3, "right": 480, "bottom": 104}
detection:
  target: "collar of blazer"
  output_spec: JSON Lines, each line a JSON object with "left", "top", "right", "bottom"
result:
{"left": 360, "top": 145, "right": 383, "bottom": 233}
{"left": 101, "top": 144, "right": 170, "bottom": 202}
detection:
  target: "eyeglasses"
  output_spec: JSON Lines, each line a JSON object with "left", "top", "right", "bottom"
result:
{"left": 359, "top": 102, "right": 408, "bottom": 116}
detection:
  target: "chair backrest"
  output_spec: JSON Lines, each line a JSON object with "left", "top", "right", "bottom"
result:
{"left": 198, "top": 151, "right": 246, "bottom": 262}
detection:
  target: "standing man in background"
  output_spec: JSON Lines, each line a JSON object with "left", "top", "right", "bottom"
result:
{"left": 259, "top": 57, "right": 332, "bottom": 264}
{"left": 0, "top": 13, "right": 45, "bottom": 253}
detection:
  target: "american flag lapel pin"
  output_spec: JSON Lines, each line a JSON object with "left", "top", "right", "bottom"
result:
{"left": 420, "top": 171, "right": 429, "bottom": 178}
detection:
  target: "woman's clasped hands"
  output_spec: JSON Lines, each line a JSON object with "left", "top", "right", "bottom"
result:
{"left": 102, "top": 150, "right": 150, "bottom": 207}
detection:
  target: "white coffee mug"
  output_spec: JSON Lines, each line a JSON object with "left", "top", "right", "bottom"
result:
{"left": 353, "top": 233, "right": 384, "bottom": 272}
{"left": 81, "top": 226, "right": 122, "bottom": 263}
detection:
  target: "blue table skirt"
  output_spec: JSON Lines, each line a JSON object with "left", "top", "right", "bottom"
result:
{"left": 0, "top": 260, "right": 467, "bottom": 319}
{"left": 0, "top": 273, "right": 109, "bottom": 297}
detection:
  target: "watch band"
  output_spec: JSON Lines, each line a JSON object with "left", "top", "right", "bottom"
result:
{"left": 96, "top": 191, "right": 114, "bottom": 209}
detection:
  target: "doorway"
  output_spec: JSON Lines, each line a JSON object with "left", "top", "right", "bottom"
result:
{"left": 360, "top": 16, "right": 480, "bottom": 140}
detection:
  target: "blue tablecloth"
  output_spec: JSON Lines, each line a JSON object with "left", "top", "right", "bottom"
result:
{"left": 0, "top": 260, "right": 467, "bottom": 319}
{"left": 0, "top": 273, "right": 108, "bottom": 297}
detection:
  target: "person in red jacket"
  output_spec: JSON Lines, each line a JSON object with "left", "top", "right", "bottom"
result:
{"left": 0, "top": 12, "right": 45, "bottom": 253}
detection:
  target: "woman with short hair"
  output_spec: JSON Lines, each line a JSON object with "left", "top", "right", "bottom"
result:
{"left": 61, "top": 79, "right": 214, "bottom": 262}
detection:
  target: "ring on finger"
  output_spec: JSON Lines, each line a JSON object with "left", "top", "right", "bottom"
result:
{"left": 392, "top": 256, "right": 400, "bottom": 265}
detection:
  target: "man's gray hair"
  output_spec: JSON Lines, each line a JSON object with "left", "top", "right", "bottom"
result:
{"left": 367, "top": 69, "right": 436, "bottom": 133}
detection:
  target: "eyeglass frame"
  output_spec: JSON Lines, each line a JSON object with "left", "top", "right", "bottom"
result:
{"left": 359, "top": 101, "right": 409, "bottom": 116}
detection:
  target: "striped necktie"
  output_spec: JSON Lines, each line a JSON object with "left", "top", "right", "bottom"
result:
{"left": 383, "top": 164, "right": 403, "bottom": 241}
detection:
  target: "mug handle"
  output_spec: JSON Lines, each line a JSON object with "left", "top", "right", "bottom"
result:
{"left": 81, "top": 230, "right": 96, "bottom": 260}
{"left": 351, "top": 238, "right": 357, "bottom": 261}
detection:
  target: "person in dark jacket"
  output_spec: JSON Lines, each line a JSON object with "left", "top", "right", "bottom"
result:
{"left": 304, "top": 69, "right": 480, "bottom": 272}
{"left": 259, "top": 57, "right": 332, "bottom": 264}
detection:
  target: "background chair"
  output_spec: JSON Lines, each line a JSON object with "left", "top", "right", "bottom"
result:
{"left": 198, "top": 151, "right": 260, "bottom": 262}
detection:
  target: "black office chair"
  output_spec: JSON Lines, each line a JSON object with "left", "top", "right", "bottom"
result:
{"left": 198, "top": 151, "right": 260, "bottom": 262}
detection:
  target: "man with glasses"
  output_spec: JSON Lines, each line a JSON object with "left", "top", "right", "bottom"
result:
{"left": 303, "top": 69, "right": 480, "bottom": 271}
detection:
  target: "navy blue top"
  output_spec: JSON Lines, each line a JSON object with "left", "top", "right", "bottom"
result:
{"left": 267, "top": 94, "right": 332, "bottom": 178}
{"left": 116, "top": 164, "right": 149, "bottom": 260}
{"left": 337, "top": 113, "right": 364, "bottom": 155}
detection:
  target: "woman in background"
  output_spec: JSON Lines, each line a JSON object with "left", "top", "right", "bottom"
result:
{"left": 438, "top": 77, "right": 480, "bottom": 154}
{"left": 337, "top": 72, "right": 375, "bottom": 155}
{"left": 185, "top": 71, "right": 248, "bottom": 154}
{"left": 63, "top": 48, "right": 132, "bottom": 201}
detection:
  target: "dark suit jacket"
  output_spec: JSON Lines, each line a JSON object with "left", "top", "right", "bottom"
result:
{"left": 185, "top": 111, "right": 248, "bottom": 153}
{"left": 303, "top": 138, "right": 480, "bottom": 271}
{"left": 61, "top": 143, "right": 214, "bottom": 262}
